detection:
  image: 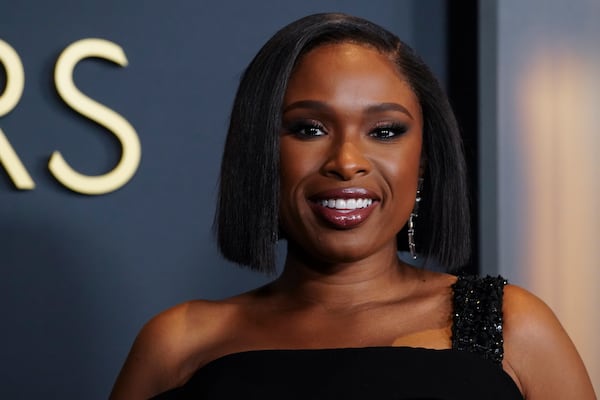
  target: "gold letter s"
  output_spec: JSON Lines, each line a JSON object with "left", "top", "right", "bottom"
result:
{"left": 51, "top": 38, "right": 141, "bottom": 195}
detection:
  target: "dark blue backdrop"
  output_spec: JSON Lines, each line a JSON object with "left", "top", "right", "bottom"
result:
{"left": 0, "top": 1, "right": 446, "bottom": 398}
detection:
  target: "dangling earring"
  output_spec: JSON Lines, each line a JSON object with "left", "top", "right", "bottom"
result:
{"left": 408, "top": 178, "right": 423, "bottom": 259}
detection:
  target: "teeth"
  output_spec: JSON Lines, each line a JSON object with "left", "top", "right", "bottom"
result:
{"left": 319, "top": 198, "right": 373, "bottom": 210}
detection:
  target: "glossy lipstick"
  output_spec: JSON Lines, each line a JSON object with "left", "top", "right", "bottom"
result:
{"left": 309, "top": 188, "right": 379, "bottom": 229}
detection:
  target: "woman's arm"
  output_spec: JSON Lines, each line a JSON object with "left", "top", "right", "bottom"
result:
{"left": 109, "top": 308, "right": 184, "bottom": 399}
{"left": 109, "top": 301, "right": 213, "bottom": 400}
{"left": 502, "top": 284, "right": 596, "bottom": 399}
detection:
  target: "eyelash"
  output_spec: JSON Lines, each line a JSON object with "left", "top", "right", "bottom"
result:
{"left": 369, "top": 123, "right": 408, "bottom": 141}
{"left": 283, "top": 120, "right": 408, "bottom": 140}
{"left": 284, "top": 120, "right": 326, "bottom": 138}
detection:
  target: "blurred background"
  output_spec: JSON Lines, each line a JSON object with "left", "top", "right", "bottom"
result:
{"left": 0, "top": 0, "right": 597, "bottom": 397}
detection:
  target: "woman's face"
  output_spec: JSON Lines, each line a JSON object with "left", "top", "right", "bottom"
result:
{"left": 279, "top": 42, "right": 423, "bottom": 264}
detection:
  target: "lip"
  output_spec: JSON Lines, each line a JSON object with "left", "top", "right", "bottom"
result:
{"left": 308, "top": 187, "right": 380, "bottom": 229}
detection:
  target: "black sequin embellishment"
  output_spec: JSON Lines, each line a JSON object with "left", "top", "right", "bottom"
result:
{"left": 451, "top": 275, "right": 507, "bottom": 365}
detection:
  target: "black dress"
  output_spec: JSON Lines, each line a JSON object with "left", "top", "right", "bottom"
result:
{"left": 151, "top": 276, "right": 523, "bottom": 399}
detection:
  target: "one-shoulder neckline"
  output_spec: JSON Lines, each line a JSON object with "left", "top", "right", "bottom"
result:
{"left": 150, "top": 276, "right": 521, "bottom": 399}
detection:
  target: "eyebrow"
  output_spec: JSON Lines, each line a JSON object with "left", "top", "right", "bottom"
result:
{"left": 282, "top": 100, "right": 414, "bottom": 119}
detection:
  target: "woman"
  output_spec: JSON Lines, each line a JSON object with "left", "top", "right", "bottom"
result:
{"left": 110, "top": 13, "right": 595, "bottom": 399}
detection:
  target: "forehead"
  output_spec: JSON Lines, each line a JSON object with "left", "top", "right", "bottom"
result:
{"left": 284, "top": 42, "right": 419, "bottom": 113}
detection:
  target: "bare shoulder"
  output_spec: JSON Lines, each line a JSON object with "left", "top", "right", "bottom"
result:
{"left": 502, "top": 284, "right": 596, "bottom": 399}
{"left": 109, "top": 299, "right": 238, "bottom": 400}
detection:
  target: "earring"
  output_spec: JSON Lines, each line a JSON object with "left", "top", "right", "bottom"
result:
{"left": 408, "top": 178, "right": 423, "bottom": 259}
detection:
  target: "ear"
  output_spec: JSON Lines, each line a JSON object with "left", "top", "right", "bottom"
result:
{"left": 419, "top": 154, "right": 427, "bottom": 178}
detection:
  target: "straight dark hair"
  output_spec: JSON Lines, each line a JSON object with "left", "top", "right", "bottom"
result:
{"left": 215, "top": 13, "right": 470, "bottom": 274}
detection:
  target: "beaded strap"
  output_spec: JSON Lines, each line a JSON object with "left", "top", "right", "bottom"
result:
{"left": 451, "top": 275, "right": 507, "bottom": 365}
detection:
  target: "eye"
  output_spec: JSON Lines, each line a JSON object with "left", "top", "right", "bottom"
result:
{"left": 369, "top": 123, "right": 408, "bottom": 141}
{"left": 284, "top": 120, "right": 327, "bottom": 139}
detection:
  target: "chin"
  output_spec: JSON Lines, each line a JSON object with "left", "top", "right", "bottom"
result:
{"left": 298, "top": 236, "right": 390, "bottom": 265}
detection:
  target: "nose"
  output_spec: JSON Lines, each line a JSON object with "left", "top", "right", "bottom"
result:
{"left": 321, "top": 140, "right": 371, "bottom": 180}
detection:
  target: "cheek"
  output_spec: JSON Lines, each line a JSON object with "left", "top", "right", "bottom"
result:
{"left": 279, "top": 144, "right": 303, "bottom": 197}
{"left": 379, "top": 140, "right": 423, "bottom": 211}
{"left": 279, "top": 139, "right": 324, "bottom": 193}
{"left": 381, "top": 139, "right": 422, "bottom": 180}
{"left": 278, "top": 141, "right": 312, "bottom": 223}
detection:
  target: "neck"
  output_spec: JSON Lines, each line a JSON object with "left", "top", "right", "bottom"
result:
{"left": 271, "top": 241, "right": 420, "bottom": 311}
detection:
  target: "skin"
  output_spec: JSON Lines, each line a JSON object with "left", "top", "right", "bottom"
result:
{"left": 110, "top": 43, "right": 596, "bottom": 399}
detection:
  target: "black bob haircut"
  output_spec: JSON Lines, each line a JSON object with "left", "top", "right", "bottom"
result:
{"left": 215, "top": 13, "right": 470, "bottom": 274}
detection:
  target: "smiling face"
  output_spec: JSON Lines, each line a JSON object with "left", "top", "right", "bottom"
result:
{"left": 279, "top": 42, "right": 423, "bottom": 265}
